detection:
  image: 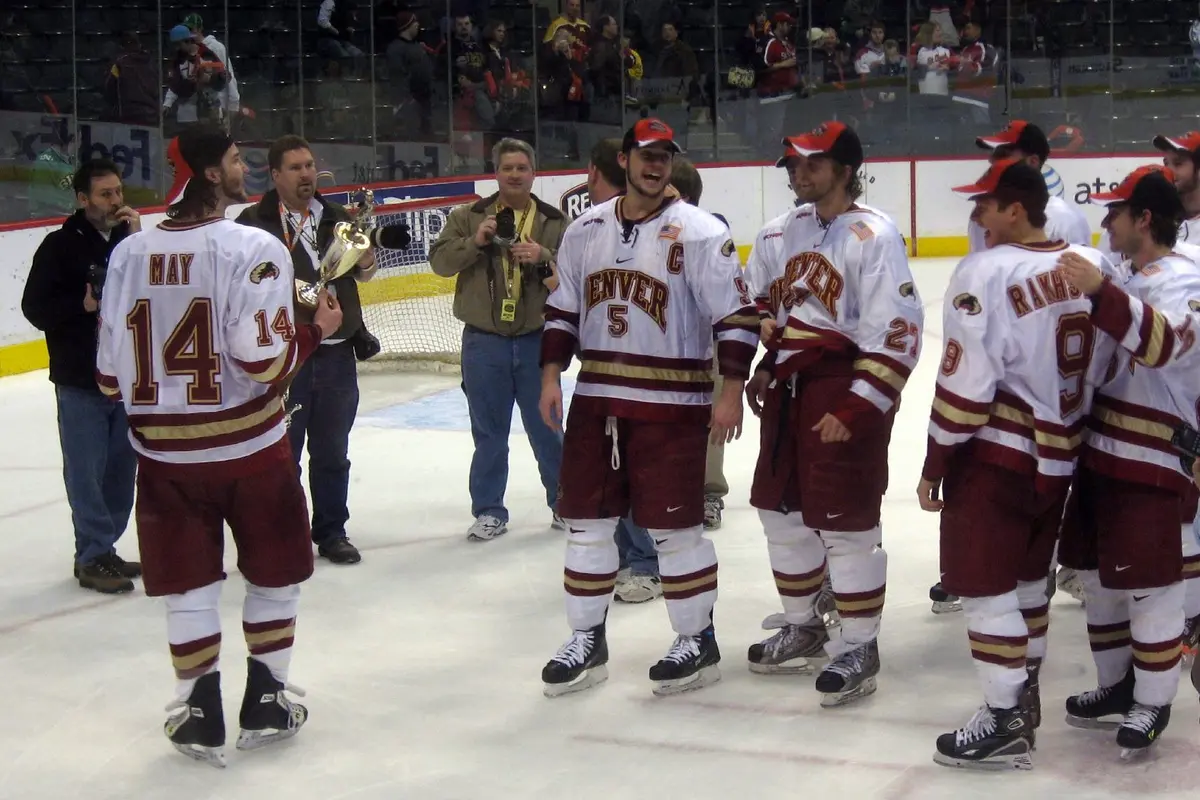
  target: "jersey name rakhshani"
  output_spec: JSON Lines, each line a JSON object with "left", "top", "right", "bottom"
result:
{"left": 1007, "top": 268, "right": 1085, "bottom": 317}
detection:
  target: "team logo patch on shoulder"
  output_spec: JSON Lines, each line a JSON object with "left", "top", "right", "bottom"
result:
{"left": 953, "top": 292, "right": 983, "bottom": 315}
{"left": 1189, "top": 299, "right": 1200, "bottom": 313}
{"left": 249, "top": 261, "right": 281, "bottom": 284}
{"left": 849, "top": 220, "right": 874, "bottom": 241}
{"left": 898, "top": 281, "right": 915, "bottom": 298}
{"left": 720, "top": 238, "right": 736, "bottom": 257}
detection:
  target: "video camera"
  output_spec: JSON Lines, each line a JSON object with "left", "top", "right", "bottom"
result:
{"left": 493, "top": 207, "right": 552, "bottom": 281}
{"left": 87, "top": 263, "right": 107, "bottom": 302}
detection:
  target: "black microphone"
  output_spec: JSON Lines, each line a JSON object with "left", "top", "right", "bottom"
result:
{"left": 370, "top": 224, "right": 411, "bottom": 250}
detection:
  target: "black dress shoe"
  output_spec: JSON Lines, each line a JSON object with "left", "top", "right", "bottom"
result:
{"left": 317, "top": 537, "right": 362, "bottom": 565}
{"left": 102, "top": 552, "right": 143, "bottom": 579}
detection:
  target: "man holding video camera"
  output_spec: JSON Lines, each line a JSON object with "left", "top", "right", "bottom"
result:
{"left": 22, "top": 158, "right": 141, "bottom": 593}
{"left": 430, "top": 138, "right": 567, "bottom": 542}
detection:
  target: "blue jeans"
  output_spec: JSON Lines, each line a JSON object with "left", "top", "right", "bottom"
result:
{"left": 460, "top": 326, "right": 562, "bottom": 522}
{"left": 287, "top": 341, "right": 359, "bottom": 546}
{"left": 55, "top": 385, "right": 136, "bottom": 566}
{"left": 616, "top": 515, "right": 659, "bottom": 576}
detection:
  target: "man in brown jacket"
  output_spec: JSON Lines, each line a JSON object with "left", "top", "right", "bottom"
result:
{"left": 430, "top": 138, "right": 568, "bottom": 542}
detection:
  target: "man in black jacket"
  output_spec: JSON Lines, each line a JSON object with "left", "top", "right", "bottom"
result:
{"left": 21, "top": 159, "right": 141, "bottom": 594}
{"left": 236, "top": 135, "right": 377, "bottom": 565}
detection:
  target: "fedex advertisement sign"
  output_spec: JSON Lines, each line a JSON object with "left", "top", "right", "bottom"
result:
{"left": 1, "top": 112, "right": 165, "bottom": 189}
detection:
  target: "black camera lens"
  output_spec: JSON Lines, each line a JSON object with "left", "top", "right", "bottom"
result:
{"left": 495, "top": 207, "right": 516, "bottom": 241}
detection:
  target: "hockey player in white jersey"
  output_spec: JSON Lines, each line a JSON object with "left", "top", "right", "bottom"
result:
{"left": 1056, "top": 164, "right": 1200, "bottom": 758}
{"left": 1153, "top": 130, "right": 1200, "bottom": 244}
{"left": 746, "top": 121, "right": 923, "bottom": 705}
{"left": 96, "top": 125, "right": 343, "bottom": 766}
{"left": 917, "top": 159, "right": 1116, "bottom": 770}
{"left": 538, "top": 118, "right": 760, "bottom": 697}
{"left": 933, "top": 119, "right": 1092, "bottom": 614}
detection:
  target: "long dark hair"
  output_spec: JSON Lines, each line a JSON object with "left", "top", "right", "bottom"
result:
{"left": 166, "top": 174, "right": 219, "bottom": 219}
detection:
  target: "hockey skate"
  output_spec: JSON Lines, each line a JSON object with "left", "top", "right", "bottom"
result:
{"left": 815, "top": 640, "right": 879, "bottom": 707}
{"left": 747, "top": 618, "right": 829, "bottom": 675}
{"left": 815, "top": 573, "right": 841, "bottom": 629}
{"left": 1020, "top": 658, "right": 1042, "bottom": 731}
{"left": 1117, "top": 703, "right": 1171, "bottom": 760}
{"left": 543, "top": 624, "right": 609, "bottom": 698}
{"left": 933, "top": 705, "right": 1034, "bottom": 771}
{"left": 236, "top": 657, "right": 308, "bottom": 751}
{"left": 929, "top": 582, "right": 962, "bottom": 614}
{"left": 1064, "top": 669, "right": 1134, "bottom": 730}
{"left": 1182, "top": 614, "right": 1200, "bottom": 667}
{"left": 649, "top": 626, "right": 721, "bottom": 696}
{"left": 164, "top": 671, "right": 227, "bottom": 768}
{"left": 1055, "top": 567, "right": 1086, "bottom": 605}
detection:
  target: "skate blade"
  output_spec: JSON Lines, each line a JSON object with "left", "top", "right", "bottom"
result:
{"left": 652, "top": 665, "right": 721, "bottom": 696}
{"left": 931, "top": 600, "right": 962, "bottom": 614}
{"left": 236, "top": 724, "right": 303, "bottom": 751}
{"left": 820, "top": 675, "right": 877, "bottom": 708}
{"left": 1064, "top": 714, "right": 1123, "bottom": 731}
{"left": 172, "top": 742, "right": 227, "bottom": 768}
{"left": 748, "top": 654, "right": 826, "bottom": 676}
{"left": 614, "top": 592, "right": 661, "bottom": 604}
{"left": 933, "top": 750, "right": 1033, "bottom": 772}
{"left": 1120, "top": 745, "right": 1159, "bottom": 762}
{"left": 544, "top": 664, "right": 608, "bottom": 698}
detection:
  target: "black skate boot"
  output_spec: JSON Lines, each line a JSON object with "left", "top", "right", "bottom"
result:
{"left": 1020, "top": 657, "right": 1043, "bottom": 731}
{"left": 649, "top": 625, "right": 721, "bottom": 696}
{"left": 815, "top": 639, "right": 880, "bottom": 707}
{"left": 747, "top": 618, "right": 829, "bottom": 675}
{"left": 1116, "top": 703, "right": 1171, "bottom": 759}
{"left": 542, "top": 623, "right": 609, "bottom": 698}
{"left": 930, "top": 582, "right": 961, "bottom": 614}
{"left": 164, "top": 671, "right": 226, "bottom": 768}
{"left": 933, "top": 705, "right": 1034, "bottom": 771}
{"left": 815, "top": 574, "right": 840, "bottom": 630}
{"left": 1065, "top": 668, "right": 1134, "bottom": 730}
{"left": 236, "top": 657, "right": 308, "bottom": 751}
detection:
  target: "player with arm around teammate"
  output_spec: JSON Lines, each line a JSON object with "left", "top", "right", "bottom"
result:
{"left": 915, "top": 159, "right": 1116, "bottom": 771}
{"left": 1054, "top": 165, "right": 1200, "bottom": 759}
{"left": 745, "top": 122, "right": 923, "bottom": 706}
{"left": 95, "top": 125, "right": 343, "bottom": 767}
{"left": 537, "top": 119, "right": 759, "bottom": 697}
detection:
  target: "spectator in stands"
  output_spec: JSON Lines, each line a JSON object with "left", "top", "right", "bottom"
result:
{"left": 182, "top": 14, "right": 240, "bottom": 127}
{"left": 587, "top": 16, "right": 625, "bottom": 111}
{"left": 482, "top": 20, "right": 531, "bottom": 138}
{"left": 543, "top": 0, "right": 590, "bottom": 62}
{"left": 542, "top": 28, "right": 588, "bottom": 160}
{"left": 450, "top": 14, "right": 495, "bottom": 134}
{"left": 235, "top": 136, "right": 378, "bottom": 566}
{"left": 755, "top": 12, "right": 798, "bottom": 157}
{"left": 737, "top": 7, "right": 771, "bottom": 68}
{"left": 21, "top": 159, "right": 141, "bottom": 594}
{"left": 162, "top": 24, "right": 229, "bottom": 132}
{"left": 657, "top": 21, "right": 700, "bottom": 115}
{"left": 428, "top": 138, "right": 567, "bottom": 542}
{"left": 387, "top": 12, "right": 434, "bottom": 138}
{"left": 317, "top": 0, "right": 366, "bottom": 66}
{"left": 914, "top": 22, "right": 953, "bottom": 95}
{"left": 841, "top": 0, "right": 883, "bottom": 44}
{"left": 668, "top": 157, "right": 730, "bottom": 530}
{"left": 103, "top": 32, "right": 159, "bottom": 126}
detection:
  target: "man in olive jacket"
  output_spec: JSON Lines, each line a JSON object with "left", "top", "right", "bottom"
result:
{"left": 430, "top": 138, "right": 567, "bottom": 542}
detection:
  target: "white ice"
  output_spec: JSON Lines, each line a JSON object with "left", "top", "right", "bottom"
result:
{"left": 2, "top": 257, "right": 1200, "bottom": 800}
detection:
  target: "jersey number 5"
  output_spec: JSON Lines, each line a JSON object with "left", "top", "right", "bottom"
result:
{"left": 1057, "top": 312, "right": 1095, "bottom": 416}
{"left": 126, "top": 298, "right": 222, "bottom": 406}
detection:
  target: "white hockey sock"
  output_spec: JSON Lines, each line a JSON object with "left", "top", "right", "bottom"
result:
{"left": 1128, "top": 581, "right": 1184, "bottom": 707}
{"left": 1016, "top": 579, "right": 1049, "bottom": 662}
{"left": 1080, "top": 570, "right": 1132, "bottom": 688}
{"left": 563, "top": 517, "right": 620, "bottom": 631}
{"left": 165, "top": 580, "right": 223, "bottom": 701}
{"left": 652, "top": 525, "right": 717, "bottom": 636}
{"left": 243, "top": 582, "right": 301, "bottom": 684}
{"left": 758, "top": 509, "right": 826, "bottom": 625}
{"left": 1181, "top": 521, "right": 1200, "bottom": 619}
{"left": 962, "top": 592, "right": 1028, "bottom": 710}
{"left": 822, "top": 526, "right": 886, "bottom": 648}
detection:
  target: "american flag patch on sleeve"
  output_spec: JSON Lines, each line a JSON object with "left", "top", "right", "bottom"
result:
{"left": 849, "top": 221, "right": 874, "bottom": 241}
{"left": 658, "top": 223, "right": 681, "bottom": 241}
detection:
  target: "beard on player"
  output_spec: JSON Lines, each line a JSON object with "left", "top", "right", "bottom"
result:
{"left": 1162, "top": 149, "right": 1199, "bottom": 197}
{"left": 623, "top": 145, "right": 673, "bottom": 204}
{"left": 792, "top": 154, "right": 856, "bottom": 220}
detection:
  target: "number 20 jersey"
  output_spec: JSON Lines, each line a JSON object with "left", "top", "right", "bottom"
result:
{"left": 96, "top": 218, "right": 320, "bottom": 466}
{"left": 923, "top": 241, "right": 1117, "bottom": 493}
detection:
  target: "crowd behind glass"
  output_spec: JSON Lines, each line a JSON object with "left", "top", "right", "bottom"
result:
{"left": 2, "top": 0, "right": 1200, "bottom": 223}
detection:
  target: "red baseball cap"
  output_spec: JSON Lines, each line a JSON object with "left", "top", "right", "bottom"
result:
{"left": 165, "top": 136, "right": 192, "bottom": 205}
{"left": 976, "top": 120, "right": 1050, "bottom": 163}
{"left": 622, "top": 117, "right": 682, "bottom": 153}
{"left": 1152, "top": 131, "right": 1200, "bottom": 155}
{"left": 952, "top": 157, "right": 1044, "bottom": 199}
{"left": 772, "top": 11, "right": 794, "bottom": 24}
{"left": 1089, "top": 164, "right": 1178, "bottom": 206}
{"left": 776, "top": 121, "right": 864, "bottom": 169}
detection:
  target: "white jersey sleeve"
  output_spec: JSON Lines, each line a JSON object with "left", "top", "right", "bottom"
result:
{"left": 744, "top": 210, "right": 789, "bottom": 318}
{"left": 684, "top": 229, "right": 760, "bottom": 379}
{"left": 1090, "top": 258, "right": 1200, "bottom": 372}
{"left": 541, "top": 220, "right": 584, "bottom": 368}
{"left": 1045, "top": 196, "right": 1091, "bottom": 246}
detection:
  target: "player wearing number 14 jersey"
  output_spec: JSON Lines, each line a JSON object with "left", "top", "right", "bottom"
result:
{"left": 917, "top": 159, "right": 1117, "bottom": 771}
{"left": 96, "top": 125, "right": 342, "bottom": 767}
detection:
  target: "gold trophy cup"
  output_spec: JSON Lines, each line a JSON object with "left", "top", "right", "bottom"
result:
{"left": 295, "top": 188, "right": 376, "bottom": 309}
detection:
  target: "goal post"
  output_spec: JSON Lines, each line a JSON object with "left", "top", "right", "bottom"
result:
{"left": 356, "top": 194, "right": 480, "bottom": 372}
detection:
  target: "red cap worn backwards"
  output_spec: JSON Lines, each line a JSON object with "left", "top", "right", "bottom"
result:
{"left": 165, "top": 136, "right": 192, "bottom": 205}
{"left": 1152, "top": 131, "right": 1200, "bottom": 155}
{"left": 775, "top": 121, "right": 864, "bottom": 170}
{"left": 622, "top": 117, "right": 682, "bottom": 153}
{"left": 1088, "top": 165, "right": 1182, "bottom": 223}
{"left": 952, "top": 157, "right": 1047, "bottom": 200}
{"left": 976, "top": 120, "right": 1050, "bottom": 163}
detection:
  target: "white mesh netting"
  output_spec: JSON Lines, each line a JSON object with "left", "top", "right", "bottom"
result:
{"left": 357, "top": 194, "right": 479, "bottom": 371}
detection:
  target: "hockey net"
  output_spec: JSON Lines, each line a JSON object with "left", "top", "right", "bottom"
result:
{"left": 356, "top": 194, "right": 480, "bottom": 372}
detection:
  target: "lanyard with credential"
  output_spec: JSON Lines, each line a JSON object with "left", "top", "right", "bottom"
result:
{"left": 280, "top": 203, "right": 316, "bottom": 253}
{"left": 498, "top": 203, "right": 533, "bottom": 322}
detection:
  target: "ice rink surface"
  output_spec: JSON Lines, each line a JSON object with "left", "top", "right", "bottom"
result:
{"left": 3, "top": 257, "right": 1200, "bottom": 799}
